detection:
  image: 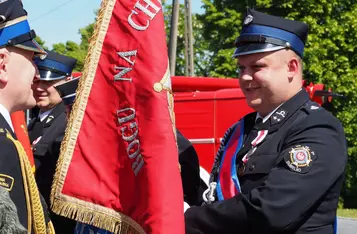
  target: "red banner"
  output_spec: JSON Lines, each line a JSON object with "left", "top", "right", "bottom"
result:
{"left": 11, "top": 111, "right": 35, "bottom": 172}
{"left": 51, "top": 0, "right": 184, "bottom": 233}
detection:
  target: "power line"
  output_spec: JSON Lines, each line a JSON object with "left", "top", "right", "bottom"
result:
{"left": 31, "top": 0, "right": 80, "bottom": 23}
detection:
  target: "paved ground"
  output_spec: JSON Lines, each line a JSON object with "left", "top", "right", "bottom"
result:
{"left": 337, "top": 217, "right": 357, "bottom": 234}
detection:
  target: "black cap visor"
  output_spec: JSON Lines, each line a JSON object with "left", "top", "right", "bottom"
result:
{"left": 14, "top": 39, "right": 47, "bottom": 58}
{"left": 38, "top": 70, "right": 67, "bottom": 81}
{"left": 232, "top": 43, "right": 284, "bottom": 58}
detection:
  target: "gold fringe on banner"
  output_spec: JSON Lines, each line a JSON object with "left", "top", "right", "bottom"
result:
{"left": 50, "top": 0, "right": 146, "bottom": 233}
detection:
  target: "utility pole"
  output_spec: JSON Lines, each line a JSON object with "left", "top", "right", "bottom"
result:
{"left": 168, "top": 0, "right": 180, "bottom": 76}
{"left": 184, "top": 0, "right": 194, "bottom": 76}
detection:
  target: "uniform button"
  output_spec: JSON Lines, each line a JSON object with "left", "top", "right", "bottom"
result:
{"left": 249, "top": 163, "right": 255, "bottom": 171}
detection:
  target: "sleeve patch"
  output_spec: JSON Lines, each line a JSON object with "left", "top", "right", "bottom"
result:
{"left": 284, "top": 145, "right": 316, "bottom": 173}
{"left": 0, "top": 174, "right": 14, "bottom": 191}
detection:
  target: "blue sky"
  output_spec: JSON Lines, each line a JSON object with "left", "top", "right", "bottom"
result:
{"left": 22, "top": 0, "right": 204, "bottom": 49}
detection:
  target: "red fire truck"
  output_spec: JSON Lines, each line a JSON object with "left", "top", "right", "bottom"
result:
{"left": 71, "top": 72, "right": 338, "bottom": 187}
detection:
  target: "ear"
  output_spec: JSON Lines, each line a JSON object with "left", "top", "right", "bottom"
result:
{"left": 0, "top": 48, "right": 10, "bottom": 85}
{"left": 287, "top": 57, "right": 299, "bottom": 80}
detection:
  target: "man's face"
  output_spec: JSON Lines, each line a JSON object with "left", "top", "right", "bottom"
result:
{"left": 0, "top": 47, "right": 38, "bottom": 112}
{"left": 237, "top": 49, "right": 299, "bottom": 115}
{"left": 32, "top": 78, "right": 66, "bottom": 111}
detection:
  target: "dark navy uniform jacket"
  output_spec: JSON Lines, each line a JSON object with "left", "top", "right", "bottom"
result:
{"left": 0, "top": 113, "right": 51, "bottom": 233}
{"left": 185, "top": 90, "right": 347, "bottom": 234}
{"left": 0, "top": 114, "right": 29, "bottom": 229}
{"left": 28, "top": 101, "right": 76, "bottom": 233}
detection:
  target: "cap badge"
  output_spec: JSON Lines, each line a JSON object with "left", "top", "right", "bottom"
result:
{"left": 243, "top": 14, "right": 254, "bottom": 25}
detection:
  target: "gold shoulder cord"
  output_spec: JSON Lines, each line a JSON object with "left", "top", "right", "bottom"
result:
{"left": 5, "top": 130, "right": 55, "bottom": 234}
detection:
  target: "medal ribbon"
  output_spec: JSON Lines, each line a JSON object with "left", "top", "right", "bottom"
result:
{"left": 242, "top": 130, "right": 268, "bottom": 163}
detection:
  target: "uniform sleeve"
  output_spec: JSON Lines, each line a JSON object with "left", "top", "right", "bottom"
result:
{"left": 185, "top": 112, "right": 347, "bottom": 234}
{"left": 0, "top": 135, "right": 20, "bottom": 189}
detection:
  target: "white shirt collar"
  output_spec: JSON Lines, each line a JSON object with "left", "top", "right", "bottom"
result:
{"left": 0, "top": 104, "right": 14, "bottom": 131}
{"left": 256, "top": 102, "right": 284, "bottom": 123}
{"left": 39, "top": 109, "right": 53, "bottom": 122}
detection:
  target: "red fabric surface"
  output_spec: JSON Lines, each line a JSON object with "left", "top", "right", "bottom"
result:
{"left": 59, "top": 1, "right": 184, "bottom": 233}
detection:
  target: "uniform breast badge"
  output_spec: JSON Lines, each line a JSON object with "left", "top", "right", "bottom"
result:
{"left": 285, "top": 145, "right": 315, "bottom": 173}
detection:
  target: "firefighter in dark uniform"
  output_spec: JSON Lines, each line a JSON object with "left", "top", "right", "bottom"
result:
{"left": 185, "top": 9, "right": 347, "bottom": 234}
{"left": 0, "top": 0, "right": 54, "bottom": 233}
{"left": 28, "top": 51, "right": 77, "bottom": 233}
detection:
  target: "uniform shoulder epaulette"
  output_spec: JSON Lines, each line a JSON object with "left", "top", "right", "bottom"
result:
{"left": 301, "top": 101, "right": 322, "bottom": 114}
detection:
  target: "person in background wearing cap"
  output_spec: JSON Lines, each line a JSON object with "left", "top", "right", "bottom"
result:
{"left": 0, "top": 0, "right": 56, "bottom": 233}
{"left": 185, "top": 9, "right": 347, "bottom": 234}
{"left": 28, "top": 50, "right": 77, "bottom": 233}
{"left": 54, "top": 75, "right": 79, "bottom": 118}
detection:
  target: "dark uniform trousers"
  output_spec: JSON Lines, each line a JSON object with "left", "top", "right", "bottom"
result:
{"left": 28, "top": 102, "right": 76, "bottom": 233}
{"left": 185, "top": 90, "right": 347, "bottom": 234}
{"left": 0, "top": 113, "right": 52, "bottom": 233}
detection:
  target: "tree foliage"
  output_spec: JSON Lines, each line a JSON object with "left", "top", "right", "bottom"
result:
{"left": 199, "top": 0, "right": 357, "bottom": 207}
{"left": 51, "top": 22, "right": 94, "bottom": 72}
{"left": 162, "top": 3, "right": 210, "bottom": 76}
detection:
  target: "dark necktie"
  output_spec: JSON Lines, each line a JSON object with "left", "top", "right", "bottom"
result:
{"left": 236, "top": 117, "right": 265, "bottom": 177}
{"left": 239, "top": 117, "right": 264, "bottom": 157}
